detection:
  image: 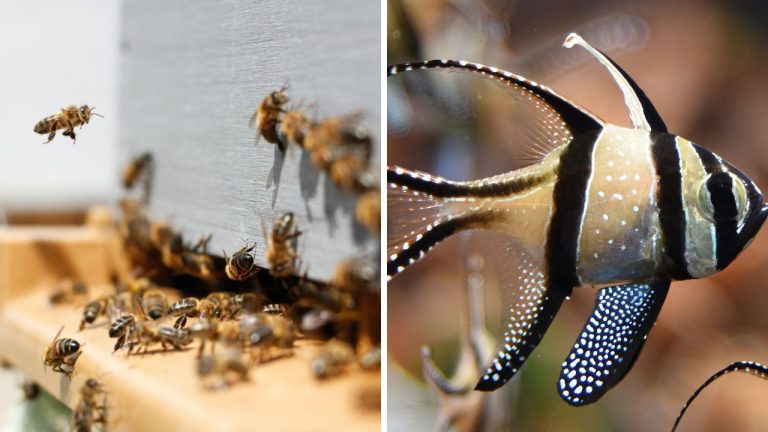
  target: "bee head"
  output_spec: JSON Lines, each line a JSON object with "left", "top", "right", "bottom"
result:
{"left": 687, "top": 144, "right": 768, "bottom": 276}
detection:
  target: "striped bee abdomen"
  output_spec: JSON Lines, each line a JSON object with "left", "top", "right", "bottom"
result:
{"left": 56, "top": 338, "right": 81, "bottom": 356}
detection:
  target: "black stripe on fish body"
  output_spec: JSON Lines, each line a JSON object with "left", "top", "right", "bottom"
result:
{"left": 56, "top": 338, "right": 80, "bottom": 356}
{"left": 547, "top": 128, "right": 603, "bottom": 289}
{"left": 692, "top": 145, "right": 741, "bottom": 271}
{"left": 387, "top": 60, "right": 603, "bottom": 135}
{"left": 387, "top": 166, "right": 551, "bottom": 199}
{"left": 651, "top": 133, "right": 691, "bottom": 280}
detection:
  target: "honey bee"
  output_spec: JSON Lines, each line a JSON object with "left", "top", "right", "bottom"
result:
{"left": 71, "top": 378, "right": 108, "bottom": 432}
{"left": 262, "top": 303, "right": 291, "bottom": 318}
{"left": 331, "top": 257, "right": 378, "bottom": 293}
{"left": 277, "top": 109, "right": 311, "bottom": 149}
{"left": 34, "top": 105, "right": 102, "bottom": 144}
{"left": 44, "top": 326, "right": 82, "bottom": 378}
{"left": 311, "top": 339, "right": 355, "bottom": 379}
{"left": 356, "top": 384, "right": 381, "bottom": 412}
{"left": 266, "top": 212, "right": 302, "bottom": 278}
{"left": 49, "top": 279, "right": 88, "bottom": 305}
{"left": 118, "top": 277, "right": 156, "bottom": 297}
{"left": 245, "top": 313, "right": 296, "bottom": 363}
{"left": 224, "top": 243, "right": 259, "bottom": 281}
{"left": 141, "top": 289, "right": 169, "bottom": 320}
{"left": 296, "top": 276, "right": 356, "bottom": 311}
{"left": 359, "top": 346, "right": 381, "bottom": 371}
{"left": 121, "top": 152, "right": 154, "bottom": 189}
{"left": 226, "top": 292, "right": 263, "bottom": 318}
{"left": 355, "top": 189, "right": 380, "bottom": 234}
{"left": 304, "top": 113, "right": 371, "bottom": 174}
{"left": 197, "top": 344, "right": 249, "bottom": 390}
{"left": 79, "top": 296, "right": 109, "bottom": 330}
{"left": 189, "top": 320, "right": 242, "bottom": 357}
{"left": 168, "top": 297, "right": 220, "bottom": 329}
{"left": 108, "top": 314, "right": 139, "bottom": 352}
{"left": 149, "top": 221, "right": 185, "bottom": 269}
{"left": 250, "top": 84, "right": 289, "bottom": 151}
{"left": 130, "top": 322, "right": 193, "bottom": 354}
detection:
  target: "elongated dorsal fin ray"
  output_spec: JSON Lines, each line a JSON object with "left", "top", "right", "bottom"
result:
{"left": 564, "top": 33, "right": 667, "bottom": 133}
{"left": 388, "top": 59, "right": 603, "bottom": 136}
{"left": 558, "top": 278, "right": 669, "bottom": 406}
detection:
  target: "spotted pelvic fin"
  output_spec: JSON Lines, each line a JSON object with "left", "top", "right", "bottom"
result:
{"left": 564, "top": 33, "right": 667, "bottom": 133}
{"left": 558, "top": 278, "right": 669, "bottom": 405}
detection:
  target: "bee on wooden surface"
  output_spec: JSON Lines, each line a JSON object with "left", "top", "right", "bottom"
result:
{"left": 224, "top": 243, "right": 259, "bottom": 281}
{"left": 48, "top": 279, "right": 87, "bottom": 305}
{"left": 250, "top": 84, "right": 290, "bottom": 151}
{"left": 246, "top": 313, "right": 296, "bottom": 363}
{"left": 141, "top": 288, "right": 169, "bottom": 320}
{"left": 79, "top": 296, "right": 109, "bottom": 331}
{"left": 295, "top": 276, "right": 356, "bottom": 311}
{"left": 118, "top": 277, "right": 156, "bottom": 297}
{"left": 226, "top": 292, "right": 263, "bottom": 318}
{"left": 71, "top": 378, "right": 107, "bottom": 432}
{"left": 262, "top": 303, "right": 290, "bottom": 317}
{"left": 149, "top": 221, "right": 185, "bottom": 270}
{"left": 311, "top": 339, "right": 355, "bottom": 379}
{"left": 121, "top": 152, "right": 154, "bottom": 189}
{"left": 179, "top": 236, "right": 216, "bottom": 279}
{"left": 109, "top": 314, "right": 138, "bottom": 352}
{"left": 359, "top": 346, "right": 381, "bottom": 371}
{"left": 356, "top": 384, "right": 381, "bottom": 412}
{"left": 277, "top": 109, "right": 311, "bottom": 149}
{"left": 168, "top": 297, "right": 220, "bottom": 329}
{"left": 266, "top": 212, "right": 302, "bottom": 278}
{"left": 130, "top": 322, "right": 193, "bottom": 354}
{"left": 189, "top": 320, "right": 242, "bottom": 357}
{"left": 331, "top": 257, "right": 378, "bottom": 294}
{"left": 43, "top": 326, "right": 82, "bottom": 378}
{"left": 355, "top": 189, "right": 380, "bottom": 234}
{"left": 34, "top": 104, "right": 102, "bottom": 144}
{"left": 197, "top": 344, "right": 249, "bottom": 390}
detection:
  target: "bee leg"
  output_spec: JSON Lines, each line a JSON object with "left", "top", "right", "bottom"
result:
{"left": 113, "top": 335, "right": 125, "bottom": 353}
{"left": 45, "top": 130, "right": 56, "bottom": 144}
{"left": 173, "top": 315, "right": 185, "bottom": 329}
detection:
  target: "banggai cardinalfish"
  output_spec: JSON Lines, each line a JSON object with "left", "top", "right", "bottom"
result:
{"left": 387, "top": 33, "right": 768, "bottom": 406}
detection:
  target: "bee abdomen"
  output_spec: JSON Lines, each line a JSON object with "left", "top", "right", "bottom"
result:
{"left": 34, "top": 117, "right": 55, "bottom": 134}
{"left": 56, "top": 338, "right": 81, "bottom": 356}
{"left": 109, "top": 315, "right": 135, "bottom": 337}
{"left": 169, "top": 298, "right": 198, "bottom": 316}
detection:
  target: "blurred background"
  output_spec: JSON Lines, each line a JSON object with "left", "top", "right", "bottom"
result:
{"left": 0, "top": 1, "right": 120, "bottom": 217}
{"left": 387, "top": 0, "right": 768, "bottom": 431}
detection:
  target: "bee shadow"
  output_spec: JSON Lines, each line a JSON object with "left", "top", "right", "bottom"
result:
{"left": 267, "top": 145, "right": 286, "bottom": 208}
{"left": 298, "top": 150, "right": 321, "bottom": 221}
{"left": 128, "top": 346, "right": 193, "bottom": 357}
{"left": 322, "top": 177, "right": 356, "bottom": 239}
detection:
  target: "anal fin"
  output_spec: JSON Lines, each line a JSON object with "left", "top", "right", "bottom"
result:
{"left": 558, "top": 278, "right": 669, "bottom": 405}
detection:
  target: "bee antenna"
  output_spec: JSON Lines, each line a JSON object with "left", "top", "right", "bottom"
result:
{"left": 92, "top": 113, "right": 104, "bottom": 118}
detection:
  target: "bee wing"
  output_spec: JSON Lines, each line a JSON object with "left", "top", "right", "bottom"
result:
{"left": 51, "top": 325, "right": 65, "bottom": 344}
{"left": 557, "top": 278, "right": 669, "bottom": 406}
{"left": 248, "top": 110, "right": 259, "bottom": 128}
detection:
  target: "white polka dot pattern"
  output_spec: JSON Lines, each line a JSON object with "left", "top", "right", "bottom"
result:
{"left": 476, "top": 262, "right": 568, "bottom": 391}
{"left": 558, "top": 279, "right": 669, "bottom": 405}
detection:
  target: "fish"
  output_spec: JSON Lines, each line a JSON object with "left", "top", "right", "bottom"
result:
{"left": 386, "top": 33, "right": 768, "bottom": 406}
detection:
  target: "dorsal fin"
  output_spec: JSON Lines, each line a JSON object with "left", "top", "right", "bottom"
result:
{"left": 564, "top": 33, "right": 667, "bottom": 133}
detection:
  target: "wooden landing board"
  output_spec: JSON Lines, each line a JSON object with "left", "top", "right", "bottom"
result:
{"left": 0, "top": 288, "right": 380, "bottom": 431}
{"left": 119, "top": 0, "right": 381, "bottom": 282}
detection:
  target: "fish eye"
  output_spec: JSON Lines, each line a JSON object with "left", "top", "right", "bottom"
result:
{"left": 697, "top": 171, "right": 748, "bottom": 226}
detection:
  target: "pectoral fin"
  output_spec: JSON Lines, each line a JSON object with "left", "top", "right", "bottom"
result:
{"left": 558, "top": 278, "right": 669, "bottom": 405}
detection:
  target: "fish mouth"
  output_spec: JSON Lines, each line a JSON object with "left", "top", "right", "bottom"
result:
{"left": 737, "top": 202, "right": 768, "bottom": 251}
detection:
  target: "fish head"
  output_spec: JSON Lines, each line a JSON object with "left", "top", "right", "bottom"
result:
{"left": 689, "top": 144, "right": 768, "bottom": 274}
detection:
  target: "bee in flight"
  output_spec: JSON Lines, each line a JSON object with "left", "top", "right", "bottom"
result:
{"left": 34, "top": 105, "right": 102, "bottom": 144}
{"left": 387, "top": 33, "right": 768, "bottom": 406}
{"left": 266, "top": 212, "right": 302, "bottom": 278}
